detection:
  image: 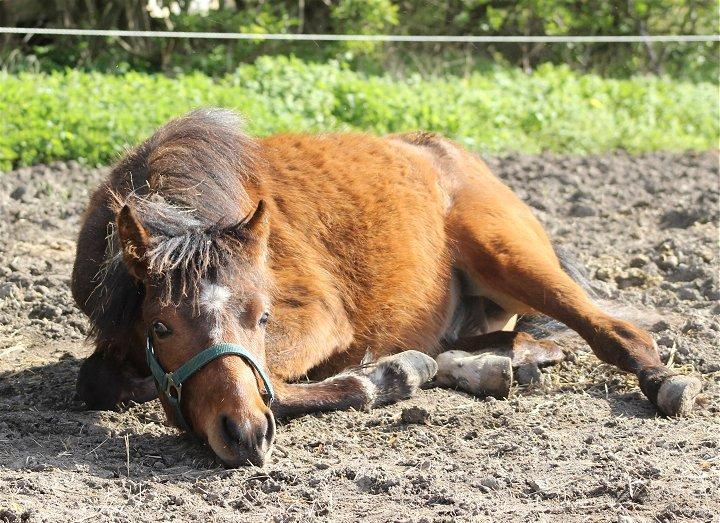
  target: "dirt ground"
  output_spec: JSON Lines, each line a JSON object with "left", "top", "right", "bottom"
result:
{"left": 1, "top": 151, "right": 718, "bottom": 523}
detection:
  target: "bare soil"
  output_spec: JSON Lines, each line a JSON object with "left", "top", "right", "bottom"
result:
{"left": 1, "top": 152, "right": 718, "bottom": 523}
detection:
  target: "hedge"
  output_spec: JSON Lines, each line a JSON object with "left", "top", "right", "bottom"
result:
{"left": 1, "top": 56, "right": 717, "bottom": 171}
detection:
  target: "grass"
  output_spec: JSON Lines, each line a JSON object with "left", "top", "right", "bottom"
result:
{"left": 0, "top": 56, "right": 717, "bottom": 171}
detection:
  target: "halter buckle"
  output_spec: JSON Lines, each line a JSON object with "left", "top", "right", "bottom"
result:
{"left": 164, "top": 373, "right": 182, "bottom": 403}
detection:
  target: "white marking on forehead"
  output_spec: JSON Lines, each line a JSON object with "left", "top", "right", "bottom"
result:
{"left": 200, "top": 281, "right": 231, "bottom": 312}
{"left": 200, "top": 280, "right": 231, "bottom": 343}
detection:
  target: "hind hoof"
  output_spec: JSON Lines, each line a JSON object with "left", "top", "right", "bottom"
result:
{"left": 436, "top": 351, "right": 513, "bottom": 399}
{"left": 656, "top": 375, "right": 702, "bottom": 417}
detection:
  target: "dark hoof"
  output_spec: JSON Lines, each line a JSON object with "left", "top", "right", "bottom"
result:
{"left": 656, "top": 375, "right": 702, "bottom": 417}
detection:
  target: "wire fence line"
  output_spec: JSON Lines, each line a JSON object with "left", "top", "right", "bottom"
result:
{"left": 1, "top": 27, "right": 718, "bottom": 43}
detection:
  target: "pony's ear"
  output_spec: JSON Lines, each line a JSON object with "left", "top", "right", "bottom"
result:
{"left": 117, "top": 204, "right": 150, "bottom": 280}
{"left": 226, "top": 200, "right": 269, "bottom": 244}
{"left": 244, "top": 200, "right": 269, "bottom": 243}
{"left": 223, "top": 200, "right": 269, "bottom": 261}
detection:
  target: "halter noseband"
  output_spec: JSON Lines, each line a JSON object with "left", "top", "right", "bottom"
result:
{"left": 145, "top": 335, "right": 275, "bottom": 432}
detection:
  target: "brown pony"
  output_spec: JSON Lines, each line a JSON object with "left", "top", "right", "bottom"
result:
{"left": 72, "top": 109, "right": 700, "bottom": 467}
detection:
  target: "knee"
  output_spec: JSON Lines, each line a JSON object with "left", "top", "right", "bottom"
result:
{"left": 76, "top": 351, "right": 146, "bottom": 410}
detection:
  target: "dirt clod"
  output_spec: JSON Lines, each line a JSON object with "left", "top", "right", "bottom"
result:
{"left": 400, "top": 406, "right": 431, "bottom": 425}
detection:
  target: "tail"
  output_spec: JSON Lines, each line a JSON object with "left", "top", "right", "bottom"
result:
{"left": 515, "top": 245, "right": 659, "bottom": 339}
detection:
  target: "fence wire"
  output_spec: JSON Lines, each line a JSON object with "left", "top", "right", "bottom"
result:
{"left": 1, "top": 27, "right": 718, "bottom": 43}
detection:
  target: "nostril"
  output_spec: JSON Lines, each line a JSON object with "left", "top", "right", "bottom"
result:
{"left": 220, "top": 414, "right": 243, "bottom": 445}
{"left": 220, "top": 414, "right": 272, "bottom": 449}
{"left": 263, "top": 411, "right": 276, "bottom": 448}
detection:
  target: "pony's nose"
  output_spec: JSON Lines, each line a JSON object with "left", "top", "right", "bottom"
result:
{"left": 219, "top": 411, "right": 275, "bottom": 467}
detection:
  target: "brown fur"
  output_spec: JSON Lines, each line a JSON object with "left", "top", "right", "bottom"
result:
{"left": 72, "top": 109, "right": 690, "bottom": 466}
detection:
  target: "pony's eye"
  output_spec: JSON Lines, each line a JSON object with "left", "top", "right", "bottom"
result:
{"left": 258, "top": 312, "right": 270, "bottom": 326}
{"left": 153, "top": 321, "right": 171, "bottom": 339}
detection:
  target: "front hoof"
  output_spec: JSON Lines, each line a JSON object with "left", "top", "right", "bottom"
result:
{"left": 656, "top": 375, "right": 702, "bottom": 417}
{"left": 391, "top": 350, "right": 439, "bottom": 387}
{"left": 366, "top": 350, "right": 438, "bottom": 405}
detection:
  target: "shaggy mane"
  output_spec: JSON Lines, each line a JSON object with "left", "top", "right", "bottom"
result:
{"left": 87, "top": 108, "right": 260, "bottom": 349}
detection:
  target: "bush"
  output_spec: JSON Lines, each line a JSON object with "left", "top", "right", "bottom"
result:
{"left": 0, "top": 56, "right": 716, "bottom": 171}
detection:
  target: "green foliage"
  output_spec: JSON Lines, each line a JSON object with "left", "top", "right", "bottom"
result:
{"left": 1, "top": 0, "right": 717, "bottom": 81}
{"left": 0, "top": 57, "right": 716, "bottom": 171}
{"left": 329, "top": 0, "right": 399, "bottom": 55}
{"left": 331, "top": 0, "right": 399, "bottom": 33}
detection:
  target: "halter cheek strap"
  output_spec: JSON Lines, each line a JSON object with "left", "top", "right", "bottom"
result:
{"left": 145, "top": 336, "right": 275, "bottom": 432}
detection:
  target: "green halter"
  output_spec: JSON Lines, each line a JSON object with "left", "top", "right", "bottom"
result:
{"left": 145, "top": 335, "right": 275, "bottom": 432}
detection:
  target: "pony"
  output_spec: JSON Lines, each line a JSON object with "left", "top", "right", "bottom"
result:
{"left": 71, "top": 108, "right": 700, "bottom": 467}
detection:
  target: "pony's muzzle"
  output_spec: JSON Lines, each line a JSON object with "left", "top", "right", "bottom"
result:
{"left": 218, "top": 410, "right": 276, "bottom": 467}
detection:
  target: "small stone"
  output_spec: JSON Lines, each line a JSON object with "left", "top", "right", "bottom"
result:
{"left": 30, "top": 304, "right": 63, "bottom": 320}
{"left": 670, "top": 264, "right": 706, "bottom": 282}
{"left": 656, "top": 253, "right": 679, "bottom": 271}
{"left": 629, "top": 254, "right": 649, "bottom": 268}
{"left": 569, "top": 189, "right": 592, "bottom": 202}
{"left": 528, "top": 478, "right": 548, "bottom": 493}
{"left": 595, "top": 267, "right": 614, "bottom": 282}
{"left": 34, "top": 285, "right": 51, "bottom": 297}
{"left": 167, "top": 494, "right": 184, "bottom": 506}
{"left": 261, "top": 480, "right": 282, "bottom": 493}
{"left": 677, "top": 287, "right": 702, "bottom": 301}
{"left": 615, "top": 268, "right": 651, "bottom": 289}
{"left": 516, "top": 364, "right": 542, "bottom": 385}
{"left": 697, "top": 247, "right": 715, "bottom": 263}
{"left": 657, "top": 345, "right": 671, "bottom": 362}
{"left": 401, "top": 406, "right": 430, "bottom": 425}
{"left": 10, "top": 186, "right": 27, "bottom": 200}
{"left": 568, "top": 203, "right": 597, "bottom": 218}
{"left": 682, "top": 319, "right": 704, "bottom": 333}
{"left": 676, "top": 342, "right": 691, "bottom": 356}
{"left": 479, "top": 477, "right": 501, "bottom": 491}
{"left": 650, "top": 320, "right": 671, "bottom": 333}
{"left": 656, "top": 334, "right": 675, "bottom": 347}
{"left": 703, "top": 286, "right": 720, "bottom": 301}
{"left": 0, "top": 282, "right": 18, "bottom": 299}
{"left": 660, "top": 208, "right": 704, "bottom": 229}
{"left": 644, "top": 181, "right": 660, "bottom": 194}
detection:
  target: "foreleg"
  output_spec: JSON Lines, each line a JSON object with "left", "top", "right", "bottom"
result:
{"left": 272, "top": 350, "right": 437, "bottom": 419}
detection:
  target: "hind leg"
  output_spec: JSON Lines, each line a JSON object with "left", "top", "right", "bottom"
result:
{"left": 450, "top": 331, "right": 565, "bottom": 368}
{"left": 437, "top": 331, "right": 566, "bottom": 398}
{"left": 448, "top": 190, "right": 701, "bottom": 416}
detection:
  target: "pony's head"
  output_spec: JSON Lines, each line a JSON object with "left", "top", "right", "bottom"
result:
{"left": 116, "top": 196, "right": 275, "bottom": 467}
